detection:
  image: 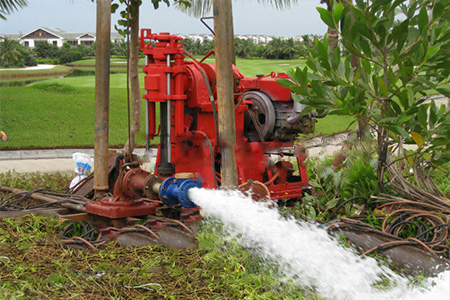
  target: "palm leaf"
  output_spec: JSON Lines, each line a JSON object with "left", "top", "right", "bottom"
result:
{"left": 177, "top": 0, "right": 299, "bottom": 18}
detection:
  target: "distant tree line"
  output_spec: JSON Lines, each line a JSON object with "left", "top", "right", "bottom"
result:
{"left": 183, "top": 35, "right": 319, "bottom": 59}
{"left": 0, "top": 34, "right": 320, "bottom": 68}
{"left": 0, "top": 38, "right": 129, "bottom": 67}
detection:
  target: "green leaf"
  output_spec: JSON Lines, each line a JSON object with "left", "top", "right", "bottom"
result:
{"left": 432, "top": 138, "right": 450, "bottom": 146}
{"left": 359, "top": 37, "right": 372, "bottom": 57}
{"left": 376, "top": 77, "right": 388, "bottom": 97}
{"left": 429, "top": 101, "right": 437, "bottom": 128}
{"left": 418, "top": 7, "right": 428, "bottom": 35}
{"left": 333, "top": 2, "right": 344, "bottom": 24}
{"left": 423, "top": 152, "right": 432, "bottom": 161}
{"left": 426, "top": 46, "right": 440, "bottom": 59}
{"left": 111, "top": 3, "right": 119, "bottom": 13}
{"left": 317, "top": 7, "right": 336, "bottom": 29}
{"left": 398, "top": 115, "right": 412, "bottom": 123}
{"left": 308, "top": 179, "right": 321, "bottom": 188}
{"left": 276, "top": 78, "right": 294, "bottom": 89}
{"left": 326, "top": 198, "right": 340, "bottom": 210}
{"left": 418, "top": 105, "right": 428, "bottom": 128}
{"left": 436, "top": 87, "right": 450, "bottom": 98}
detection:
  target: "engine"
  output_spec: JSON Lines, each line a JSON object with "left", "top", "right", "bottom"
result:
{"left": 140, "top": 29, "right": 314, "bottom": 201}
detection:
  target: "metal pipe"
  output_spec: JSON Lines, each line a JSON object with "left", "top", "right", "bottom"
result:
{"left": 145, "top": 100, "right": 149, "bottom": 150}
{"left": 166, "top": 54, "right": 171, "bottom": 163}
{"left": 0, "top": 185, "right": 86, "bottom": 213}
{"left": 286, "top": 101, "right": 306, "bottom": 125}
{"left": 94, "top": 0, "right": 111, "bottom": 196}
{"left": 213, "top": 0, "right": 238, "bottom": 188}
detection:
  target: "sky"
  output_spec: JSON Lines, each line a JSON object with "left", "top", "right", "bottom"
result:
{"left": 0, "top": 0, "right": 327, "bottom": 37}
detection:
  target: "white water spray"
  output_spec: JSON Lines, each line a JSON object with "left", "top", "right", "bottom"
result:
{"left": 189, "top": 188, "right": 450, "bottom": 300}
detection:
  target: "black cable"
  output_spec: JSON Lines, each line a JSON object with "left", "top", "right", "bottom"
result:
{"left": 327, "top": 196, "right": 368, "bottom": 221}
{"left": 415, "top": 224, "right": 450, "bottom": 240}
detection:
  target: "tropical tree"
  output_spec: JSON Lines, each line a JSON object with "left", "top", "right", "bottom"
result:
{"left": 177, "top": 0, "right": 298, "bottom": 17}
{"left": 282, "top": 38, "right": 299, "bottom": 60}
{"left": 0, "top": 37, "right": 36, "bottom": 67}
{"left": 0, "top": 37, "right": 21, "bottom": 66}
{"left": 279, "top": 0, "right": 450, "bottom": 185}
{"left": 264, "top": 38, "right": 285, "bottom": 59}
{"left": 235, "top": 38, "right": 256, "bottom": 59}
{"left": 0, "top": 0, "right": 28, "bottom": 20}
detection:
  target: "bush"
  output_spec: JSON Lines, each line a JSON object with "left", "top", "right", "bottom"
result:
{"left": 34, "top": 42, "right": 60, "bottom": 59}
{"left": 35, "top": 58, "right": 59, "bottom": 64}
{"left": 59, "top": 50, "right": 84, "bottom": 64}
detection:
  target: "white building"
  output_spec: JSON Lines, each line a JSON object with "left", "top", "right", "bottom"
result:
{"left": 1, "top": 27, "right": 123, "bottom": 48}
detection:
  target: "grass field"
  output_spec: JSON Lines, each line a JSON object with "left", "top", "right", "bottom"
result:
{"left": 0, "top": 58, "right": 353, "bottom": 149}
{"left": 70, "top": 57, "right": 307, "bottom": 78}
{"left": 0, "top": 172, "right": 314, "bottom": 299}
{"left": 0, "top": 83, "right": 147, "bottom": 149}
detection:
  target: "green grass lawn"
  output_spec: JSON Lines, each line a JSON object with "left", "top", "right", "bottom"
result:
{"left": 0, "top": 83, "right": 147, "bottom": 149}
{"left": 71, "top": 57, "right": 307, "bottom": 78}
{"left": 0, "top": 58, "right": 353, "bottom": 149}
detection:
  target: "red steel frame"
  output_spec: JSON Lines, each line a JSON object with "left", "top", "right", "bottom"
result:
{"left": 140, "top": 29, "right": 310, "bottom": 201}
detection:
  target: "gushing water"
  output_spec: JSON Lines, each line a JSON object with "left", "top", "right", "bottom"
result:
{"left": 189, "top": 188, "right": 450, "bottom": 300}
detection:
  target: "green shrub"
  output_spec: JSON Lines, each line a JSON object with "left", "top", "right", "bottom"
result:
{"left": 59, "top": 50, "right": 84, "bottom": 64}
{"left": 30, "top": 82, "right": 76, "bottom": 94}
{"left": 35, "top": 58, "right": 59, "bottom": 64}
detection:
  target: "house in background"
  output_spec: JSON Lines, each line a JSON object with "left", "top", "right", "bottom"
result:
{"left": 1, "top": 27, "right": 123, "bottom": 48}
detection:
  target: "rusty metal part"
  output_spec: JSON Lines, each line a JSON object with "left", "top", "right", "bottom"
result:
{"left": 238, "top": 180, "right": 270, "bottom": 201}
{"left": 143, "top": 173, "right": 163, "bottom": 200}
{"left": 86, "top": 165, "right": 160, "bottom": 219}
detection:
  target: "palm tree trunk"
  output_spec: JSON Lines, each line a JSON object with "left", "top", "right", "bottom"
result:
{"left": 123, "top": 0, "right": 141, "bottom": 160}
{"left": 130, "top": 0, "right": 141, "bottom": 135}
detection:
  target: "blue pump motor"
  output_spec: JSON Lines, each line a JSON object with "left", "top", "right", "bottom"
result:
{"left": 159, "top": 175, "right": 201, "bottom": 208}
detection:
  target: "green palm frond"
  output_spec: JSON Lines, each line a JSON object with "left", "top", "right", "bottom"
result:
{"left": 177, "top": 0, "right": 299, "bottom": 18}
{"left": 0, "top": 0, "right": 28, "bottom": 20}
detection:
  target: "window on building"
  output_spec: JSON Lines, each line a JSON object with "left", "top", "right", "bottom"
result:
{"left": 24, "top": 41, "right": 29, "bottom": 47}
{"left": 53, "top": 41, "right": 58, "bottom": 46}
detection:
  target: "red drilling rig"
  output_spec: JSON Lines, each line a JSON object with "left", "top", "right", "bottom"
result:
{"left": 85, "top": 29, "right": 323, "bottom": 235}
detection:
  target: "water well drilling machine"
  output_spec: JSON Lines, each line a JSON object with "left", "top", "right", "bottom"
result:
{"left": 85, "top": 29, "right": 323, "bottom": 228}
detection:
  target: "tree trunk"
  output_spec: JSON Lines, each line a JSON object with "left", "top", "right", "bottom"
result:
{"left": 123, "top": 0, "right": 141, "bottom": 160}
{"left": 94, "top": 0, "right": 111, "bottom": 196}
{"left": 213, "top": 0, "right": 238, "bottom": 188}
{"left": 327, "top": 0, "right": 339, "bottom": 53}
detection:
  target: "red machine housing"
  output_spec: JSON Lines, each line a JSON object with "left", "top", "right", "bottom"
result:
{"left": 140, "top": 29, "right": 314, "bottom": 201}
